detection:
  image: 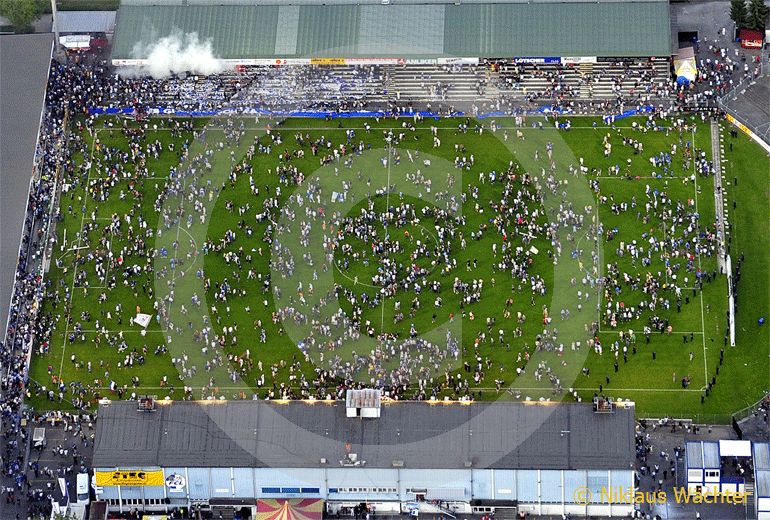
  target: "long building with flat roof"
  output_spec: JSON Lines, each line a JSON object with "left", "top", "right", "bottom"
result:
{"left": 112, "top": 0, "right": 672, "bottom": 63}
{"left": 92, "top": 398, "right": 637, "bottom": 517}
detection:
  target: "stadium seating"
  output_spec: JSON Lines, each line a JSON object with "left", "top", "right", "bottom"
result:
{"left": 386, "top": 64, "right": 491, "bottom": 103}
{"left": 494, "top": 60, "right": 671, "bottom": 101}
{"left": 102, "top": 59, "right": 674, "bottom": 111}
{"left": 236, "top": 65, "right": 387, "bottom": 109}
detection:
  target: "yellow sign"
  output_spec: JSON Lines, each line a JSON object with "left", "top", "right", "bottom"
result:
{"left": 95, "top": 470, "right": 164, "bottom": 487}
{"left": 726, "top": 114, "right": 752, "bottom": 137}
{"left": 310, "top": 58, "right": 346, "bottom": 65}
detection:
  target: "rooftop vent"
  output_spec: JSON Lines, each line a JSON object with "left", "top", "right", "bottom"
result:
{"left": 593, "top": 396, "right": 615, "bottom": 414}
{"left": 137, "top": 396, "right": 157, "bottom": 412}
{"left": 340, "top": 453, "right": 366, "bottom": 467}
{"left": 346, "top": 389, "right": 381, "bottom": 418}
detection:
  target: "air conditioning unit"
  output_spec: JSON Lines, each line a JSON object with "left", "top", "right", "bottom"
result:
{"left": 346, "top": 389, "right": 381, "bottom": 418}
{"left": 340, "top": 454, "right": 366, "bottom": 467}
{"left": 593, "top": 396, "right": 615, "bottom": 413}
{"left": 137, "top": 396, "right": 157, "bottom": 412}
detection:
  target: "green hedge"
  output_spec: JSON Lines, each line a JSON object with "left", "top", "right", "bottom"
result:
{"left": 37, "top": 0, "right": 119, "bottom": 13}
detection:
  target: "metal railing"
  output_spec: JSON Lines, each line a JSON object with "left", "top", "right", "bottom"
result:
{"left": 719, "top": 57, "right": 767, "bottom": 105}
{"left": 732, "top": 393, "right": 770, "bottom": 423}
{"left": 717, "top": 54, "right": 770, "bottom": 145}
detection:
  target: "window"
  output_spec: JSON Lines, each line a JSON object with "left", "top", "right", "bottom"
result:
{"left": 282, "top": 488, "right": 301, "bottom": 494}
{"left": 329, "top": 487, "right": 397, "bottom": 494}
{"left": 301, "top": 488, "right": 320, "bottom": 494}
{"left": 262, "top": 487, "right": 281, "bottom": 494}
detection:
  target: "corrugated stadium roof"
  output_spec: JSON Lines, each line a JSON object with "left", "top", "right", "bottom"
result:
{"left": 112, "top": 0, "right": 671, "bottom": 60}
{"left": 92, "top": 400, "right": 636, "bottom": 470}
{"left": 121, "top": 0, "right": 663, "bottom": 5}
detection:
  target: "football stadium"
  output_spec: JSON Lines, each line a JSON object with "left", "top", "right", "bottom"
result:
{"left": 0, "top": 0, "right": 768, "bottom": 518}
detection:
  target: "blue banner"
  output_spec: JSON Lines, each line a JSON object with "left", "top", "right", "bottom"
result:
{"left": 512, "top": 57, "right": 561, "bottom": 64}
{"left": 87, "top": 106, "right": 465, "bottom": 119}
{"left": 602, "top": 105, "right": 655, "bottom": 124}
{"left": 91, "top": 104, "right": 653, "bottom": 122}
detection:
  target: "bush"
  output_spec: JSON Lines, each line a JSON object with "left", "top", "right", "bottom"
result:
{"left": 0, "top": 0, "right": 40, "bottom": 31}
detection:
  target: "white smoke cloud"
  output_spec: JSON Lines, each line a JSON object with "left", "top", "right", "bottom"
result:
{"left": 129, "top": 32, "right": 228, "bottom": 78}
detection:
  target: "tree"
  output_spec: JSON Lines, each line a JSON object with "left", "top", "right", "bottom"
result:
{"left": 0, "top": 0, "right": 39, "bottom": 31}
{"left": 730, "top": 0, "right": 748, "bottom": 28}
{"left": 746, "top": 0, "right": 770, "bottom": 30}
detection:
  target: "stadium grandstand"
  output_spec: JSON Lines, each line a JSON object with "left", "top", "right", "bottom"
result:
{"left": 90, "top": 398, "right": 638, "bottom": 517}
{"left": 107, "top": 0, "right": 674, "bottom": 107}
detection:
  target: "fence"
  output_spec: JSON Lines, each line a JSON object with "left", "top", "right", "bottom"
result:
{"left": 732, "top": 393, "right": 770, "bottom": 424}
{"left": 719, "top": 57, "right": 767, "bottom": 105}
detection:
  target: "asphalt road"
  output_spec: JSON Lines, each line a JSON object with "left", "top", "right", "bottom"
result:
{"left": 725, "top": 75, "right": 770, "bottom": 142}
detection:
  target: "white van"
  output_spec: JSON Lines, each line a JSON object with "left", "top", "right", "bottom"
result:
{"left": 76, "top": 473, "right": 90, "bottom": 505}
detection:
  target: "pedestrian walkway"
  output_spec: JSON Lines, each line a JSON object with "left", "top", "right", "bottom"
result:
{"left": 710, "top": 120, "right": 727, "bottom": 273}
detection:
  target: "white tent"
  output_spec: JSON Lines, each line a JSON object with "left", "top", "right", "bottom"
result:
{"left": 719, "top": 440, "right": 752, "bottom": 457}
{"left": 674, "top": 47, "right": 697, "bottom": 83}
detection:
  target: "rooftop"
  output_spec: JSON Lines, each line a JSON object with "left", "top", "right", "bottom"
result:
{"left": 756, "top": 443, "right": 770, "bottom": 498}
{"left": 685, "top": 441, "right": 720, "bottom": 469}
{"left": 93, "top": 399, "right": 635, "bottom": 470}
{"left": 755, "top": 443, "right": 770, "bottom": 471}
{"left": 112, "top": 0, "right": 671, "bottom": 60}
{"left": 57, "top": 11, "right": 116, "bottom": 34}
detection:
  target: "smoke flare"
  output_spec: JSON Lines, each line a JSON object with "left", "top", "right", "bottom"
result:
{"left": 130, "top": 32, "right": 227, "bottom": 78}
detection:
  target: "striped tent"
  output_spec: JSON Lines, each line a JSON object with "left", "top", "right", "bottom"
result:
{"left": 257, "top": 499, "right": 323, "bottom": 520}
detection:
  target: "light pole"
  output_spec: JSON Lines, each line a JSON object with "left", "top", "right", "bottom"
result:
{"left": 50, "top": 0, "right": 66, "bottom": 63}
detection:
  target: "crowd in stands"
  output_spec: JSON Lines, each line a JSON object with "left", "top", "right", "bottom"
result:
{"left": 40, "top": 51, "right": 761, "bottom": 121}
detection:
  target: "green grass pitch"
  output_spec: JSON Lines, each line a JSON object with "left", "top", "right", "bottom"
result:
{"left": 28, "top": 115, "right": 769, "bottom": 421}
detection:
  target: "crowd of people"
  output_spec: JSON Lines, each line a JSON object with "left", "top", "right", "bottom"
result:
{"left": 0, "top": 44, "right": 761, "bottom": 516}
{"left": 0, "top": 54, "right": 112, "bottom": 518}
{"left": 80, "top": 52, "right": 765, "bottom": 119}
{"left": 676, "top": 31, "right": 766, "bottom": 108}
{"left": 17, "top": 64, "right": 725, "bottom": 404}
